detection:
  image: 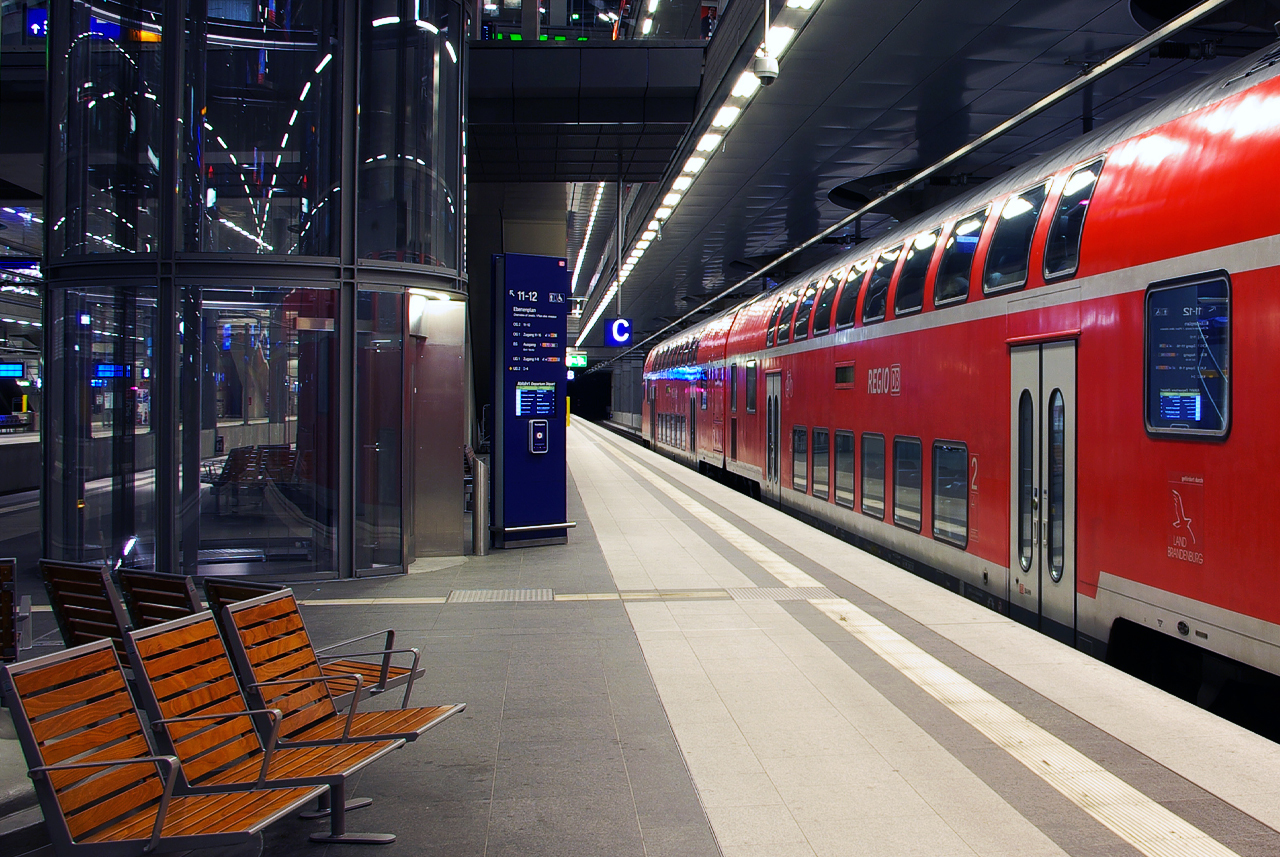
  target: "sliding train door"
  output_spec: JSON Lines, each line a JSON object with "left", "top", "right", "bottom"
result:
{"left": 765, "top": 372, "right": 781, "bottom": 502}
{"left": 1009, "top": 341, "right": 1077, "bottom": 644}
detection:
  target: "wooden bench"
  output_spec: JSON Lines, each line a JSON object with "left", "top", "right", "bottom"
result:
{"left": 0, "top": 638, "right": 323, "bottom": 856}
{"left": 221, "top": 589, "right": 465, "bottom": 746}
{"left": 205, "top": 578, "right": 425, "bottom": 709}
{"left": 126, "top": 612, "right": 407, "bottom": 844}
{"left": 116, "top": 569, "right": 202, "bottom": 631}
{"left": 40, "top": 559, "right": 131, "bottom": 658}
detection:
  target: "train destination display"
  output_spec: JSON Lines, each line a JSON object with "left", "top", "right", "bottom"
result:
{"left": 1145, "top": 277, "right": 1229, "bottom": 436}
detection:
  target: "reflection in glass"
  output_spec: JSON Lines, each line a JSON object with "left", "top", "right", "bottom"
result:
{"left": 791, "top": 281, "right": 818, "bottom": 341}
{"left": 356, "top": 291, "right": 404, "bottom": 569}
{"left": 893, "top": 437, "right": 922, "bottom": 531}
{"left": 359, "top": 1, "right": 460, "bottom": 268}
{"left": 932, "top": 442, "right": 967, "bottom": 547}
{"left": 1044, "top": 159, "right": 1102, "bottom": 278}
{"left": 1048, "top": 391, "right": 1065, "bottom": 581}
{"left": 189, "top": 287, "right": 338, "bottom": 576}
{"left": 834, "top": 431, "right": 855, "bottom": 508}
{"left": 984, "top": 183, "right": 1049, "bottom": 292}
{"left": 1018, "top": 390, "right": 1034, "bottom": 572}
{"left": 935, "top": 207, "right": 988, "bottom": 305}
{"left": 812, "top": 428, "right": 829, "bottom": 500}
{"left": 861, "top": 433, "right": 885, "bottom": 519}
{"left": 184, "top": 0, "right": 340, "bottom": 255}
{"left": 895, "top": 230, "right": 939, "bottom": 315}
{"left": 50, "top": 0, "right": 163, "bottom": 257}
{"left": 811, "top": 269, "right": 844, "bottom": 335}
{"left": 862, "top": 246, "right": 901, "bottom": 323}
{"left": 834, "top": 258, "right": 871, "bottom": 329}
{"left": 775, "top": 290, "right": 798, "bottom": 344}
{"left": 47, "top": 287, "right": 157, "bottom": 566}
{"left": 791, "top": 426, "right": 808, "bottom": 493}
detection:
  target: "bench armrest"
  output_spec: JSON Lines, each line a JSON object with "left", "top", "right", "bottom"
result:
{"left": 154, "top": 709, "right": 284, "bottom": 786}
{"left": 317, "top": 646, "right": 422, "bottom": 699}
{"left": 315, "top": 628, "right": 395, "bottom": 654}
{"left": 31, "top": 755, "right": 180, "bottom": 852}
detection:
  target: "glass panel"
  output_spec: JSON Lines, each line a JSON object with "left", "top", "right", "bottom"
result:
{"left": 834, "top": 431, "right": 855, "bottom": 508}
{"left": 791, "top": 426, "right": 808, "bottom": 493}
{"left": 935, "top": 207, "right": 987, "bottom": 305}
{"left": 861, "top": 433, "right": 884, "bottom": 519}
{"left": 812, "top": 428, "right": 829, "bottom": 500}
{"left": 766, "top": 301, "right": 782, "bottom": 347}
{"left": 47, "top": 287, "right": 157, "bottom": 565}
{"left": 189, "top": 286, "right": 338, "bottom": 577}
{"left": 862, "top": 246, "right": 901, "bottom": 323}
{"left": 932, "top": 442, "right": 968, "bottom": 547}
{"left": 791, "top": 281, "right": 818, "bottom": 342}
{"left": 1145, "top": 277, "right": 1230, "bottom": 436}
{"left": 893, "top": 437, "right": 922, "bottom": 531}
{"left": 1018, "top": 389, "right": 1034, "bottom": 573}
{"left": 1048, "top": 391, "right": 1065, "bottom": 581}
{"left": 745, "top": 363, "right": 757, "bottom": 413}
{"left": 730, "top": 363, "right": 737, "bottom": 412}
{"left": 984, "top": 183, "right": 1049, "bottom": 293}
{"left": 359, "top": 0, "right": 461, "bottom": 269}
{"left": 775, "top": 290, "right": 798, "bottom": 344}
{"left": 50, "top": 0, "right": 164, "bottom": 257}
{"left": 811, "top": 269, "right": 843, "bottom": 335}
{"left": 834, "top": 258, "right": 871, "bottom": 329}
{"left": 895, "top": 230, "right": 939, "bottom": 315}
{"left": 185, "top": 0, "right": 341, "bottom": 255}
{"left": 1044, "top": 159, "right": 1102, "bottom": 278}
{"left": 356, "top": 291, "right": 404, "bottom": 570}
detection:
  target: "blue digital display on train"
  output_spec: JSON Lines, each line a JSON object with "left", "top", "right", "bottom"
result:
{"left": 1146, "top": 277, "right": 1229, "bottom": 435}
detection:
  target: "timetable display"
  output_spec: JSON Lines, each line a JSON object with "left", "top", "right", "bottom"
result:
{"left": 1146, "top": 277, "right": 1229, "bottom": 436}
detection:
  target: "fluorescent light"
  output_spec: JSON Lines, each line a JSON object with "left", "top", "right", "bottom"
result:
{"left": 786, "top": 0, "right": 815, "bottom": 7}
{"left": 314, "top": 54, "right": 333, "bottom": 73}
{"left": 373, "top": 15, "right": 400, "bottom": 26}
{"left": 641, "top": 17, "right": 652, "bottom": 34}
{"left": 672, "top": 176, "right": 692, "bottom": 192}
{"left": 683, "top": 156, "right": 706, "bottom": 174}
{"left": 649, "top": 219, "right": 660, "bottom": 230}
{"left": 696, "top": 133, "right": 722, "bottom": 152}
{"left": 712, "top": 105, "right": 741, "bottom": 128}
{"left": 642, "top": 230, "right": 656, "bottom": 240}
{"left": 445, "top": 41, "right": 457, "bottom": 62}
{"left": 636, "top": 239, "right": 651, "bottom": 249}
{"left": 416, "top": 19, "right": 439, "bottom": 33}
{"left": 663, "top": 192, "right": 682, "bottom": 206}
{"left": 731, "top": 71, "right": 760, "bottom": 98}
{"left": 647, "top": 0, "right": 659, "bottom": 10}
{"left": 655, "top": 207, "right": 673, "bottom": 220}
{"left": 765, "top": 26, "right": 795, "bottom": 56}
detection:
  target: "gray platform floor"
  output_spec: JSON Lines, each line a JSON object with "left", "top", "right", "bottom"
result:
{"left": 6, "top": 419, "right": 1280, "bottom": 857}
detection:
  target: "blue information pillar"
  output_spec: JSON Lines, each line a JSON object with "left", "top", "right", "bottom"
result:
{"left": 492, "top": 254, "right": 570, "bottom": 548}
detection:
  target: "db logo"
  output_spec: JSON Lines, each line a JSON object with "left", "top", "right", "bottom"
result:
{"left": 868, "top": 363, "right": 902, "bottom": 396}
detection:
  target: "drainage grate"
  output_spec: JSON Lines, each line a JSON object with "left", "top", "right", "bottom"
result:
{"left": 726, "top": 586, "right": 836, "bottom": 602}
{"left": 447, "top": 588, "right": 554, "bottom": 603}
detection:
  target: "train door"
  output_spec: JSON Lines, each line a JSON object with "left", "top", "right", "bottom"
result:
{"left": 689, "top": 391, "right": 697, "bottom": 454}
{"left": 648, "top": 383, "right": 656, "bottom": 443}
{"left": 1009, "top": 342, "right": 1077, "bottom": 645}
{"left": 765, "top": 372, "right": 782, "bottom": 501}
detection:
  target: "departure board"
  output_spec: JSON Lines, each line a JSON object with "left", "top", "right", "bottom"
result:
{"left": 1146, "top": 277, "right": 1229, "bottom": 435}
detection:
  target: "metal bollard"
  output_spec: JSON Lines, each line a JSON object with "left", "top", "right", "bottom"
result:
{"left": 471, "top": 455, "right": 490, "bottom": 556}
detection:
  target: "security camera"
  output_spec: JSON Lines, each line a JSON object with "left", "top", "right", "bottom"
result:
{"left": 753, "top": 55, "right": 779, "bottom": 85}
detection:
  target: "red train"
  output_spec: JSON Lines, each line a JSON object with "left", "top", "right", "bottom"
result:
{"left": 642, "top": 45, "right": 1280, "bottom": 682}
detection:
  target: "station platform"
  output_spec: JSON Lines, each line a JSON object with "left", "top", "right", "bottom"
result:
{"left": 6, "top": 418, "right": 1280, "bottom": 856}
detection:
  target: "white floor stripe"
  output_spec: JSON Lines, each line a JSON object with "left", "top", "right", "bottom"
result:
{"left": 592, "top": 427, "right": 1242, "bottom": 857}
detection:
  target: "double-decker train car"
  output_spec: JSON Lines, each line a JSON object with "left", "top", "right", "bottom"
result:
{"left": 642, "top": 43, "right": 1280, "bottom": 684}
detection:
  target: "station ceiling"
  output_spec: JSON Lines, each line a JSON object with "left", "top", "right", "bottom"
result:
{"left": 568, "top": 0, "right": 1276, "bottom": 358}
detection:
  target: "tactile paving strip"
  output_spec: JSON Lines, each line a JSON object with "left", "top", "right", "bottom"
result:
{"left": 726, "top": 586, "right": 836, "bottom": 601}
{"left": 446, "top": 588, "right": 554, "bottom": 603}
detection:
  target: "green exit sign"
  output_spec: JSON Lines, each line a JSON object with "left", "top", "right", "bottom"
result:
{"left": 566, "top": 350, "right": 588, "bottom": 369}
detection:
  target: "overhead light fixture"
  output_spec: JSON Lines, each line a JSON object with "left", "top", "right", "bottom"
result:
{"left": 642, "top": 230, "right": 656, "bottom": 240}
{"left": 655, "top": 207, "right": 673, "bottom": 220}
{"left": 672, "top": 176, "right": 692, "bottom": 191}
{"left": 416, "top": 19, "right": 439, "bottom": 33}
{"left": 695, "top": 133, "right": 722, "bottom": 152}
{"left": 683, "top": 156, "right": 707, "bottom": 174}
{"left": 648, "top": 0, "right": 659, "bottom": 10}
{"left": 786, "top": 0, "right": 815, "bottom": 7}
{"left": 373, "top": 15, "right": 399, "bottom": 25}
{"left": 731, "top": 71, "right": 761, "bottom": 98}
{"left": 712, "top": 105, "right": 741, "bottom": 128}
{"left": 636, "top": 239, "right": 651, "bottom": 249}
{"left": 765, "top": 25, "right": 796, "bottom": 56}
{"left": 662, "top": 192, "right": 682, "bottom": 206}
{"left": 642, "top": 17, "right": 653, "bottom": 34}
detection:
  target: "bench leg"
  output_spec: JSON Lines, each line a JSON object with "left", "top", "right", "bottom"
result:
{"left": 307, "top": 780, "right": 396, "bottom": 845}
{"left": 300, "top": 790, "right": 374, "bottom": 819}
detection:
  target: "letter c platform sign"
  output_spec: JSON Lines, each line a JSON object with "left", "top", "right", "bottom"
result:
{"left": 604, "top": 318, "right": 632, "bottom": 347}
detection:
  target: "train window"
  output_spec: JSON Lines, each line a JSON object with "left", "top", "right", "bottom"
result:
{"left": 983, "top": 182, "right": 1049, "bottom": 294}
{"left": 776, "top": 291, "right": 799, "bottom": 345}
{"left": 1044, "top": 158, "right": 1102, "bottom": 280}
{"left": 893, "top": 437, "right": 923, "bottom": 532}
{"left": 862, "top": 246, "right": 902, "bottom": 323}
{"left": 935, "top": 206, "right": 988, "bottom": 306}
{"left": 834, "top": 363, "right": 855, "bottom": 387}
{"left": 835, "top": 258, "right": 872, "bottom": 329}
{"left": 730, "top": 363, "right": 738, "bottom": 413}
{"left": 895, "top": 230, "right": 940, "bottom": 316}
{"left": 1018, "top": 390, "right": 1034, "bottom": 572}
{"left": 1145, "top": 275, "right": 1230, "bottom": 437}
{"left": 932, "top": 442, "right": 968, "bottom": 548}
{"left": 813, "top": 428, "right": 830, "bottom": 500}
{"left": 834, "top": 431, "right": 855, "bottom": 508}
{"left": 792, "top": 281, "right": 819, "bottom": 342}
{"left": 745, "top": 362, "right": 758, "bottom": 413}
{"left": 792, "top": 427, "right": 809, "bottom": 493}
{"left": 811, "top": 269, "right": 844, "bottom": 336}
{"left": 861, "top": 433, "right": 885, "bottom": 519}
{"left": 766, "top": 300, "right": 783, "bottom": 347}
{"left": 1047, "top": 392, "right": 1065, "bottom": 580}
